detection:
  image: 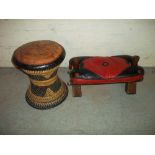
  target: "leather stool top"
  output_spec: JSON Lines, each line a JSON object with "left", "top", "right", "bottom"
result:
{"left": 69, "top": 55, "right": 144, "bottom": 84}
{"left": 12, "top": 40, "right": 65, "bottom": 70}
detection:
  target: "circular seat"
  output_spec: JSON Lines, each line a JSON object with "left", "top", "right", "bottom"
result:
{"left": 12, "top": 40, "right": 65, "bottom": 70}
{"left": 12, "top": 40, "right": 68, "bottom": 109}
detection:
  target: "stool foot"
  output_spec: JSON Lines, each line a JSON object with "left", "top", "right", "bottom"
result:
{"left": 25, "top": 83, "right": 68, "bottom": 110}
{"left": 125, "top": 82, "right": 136, "bottom": 94}
{"left": 72, "top": 85, "right": 82, "bottom": 97}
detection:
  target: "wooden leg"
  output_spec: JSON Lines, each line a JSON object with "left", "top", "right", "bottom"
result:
{"left": 125, "top": 82, "right": 136, "bottom": 94}
{"left": 72, "top": 85, "right": 82, "bottom": 97}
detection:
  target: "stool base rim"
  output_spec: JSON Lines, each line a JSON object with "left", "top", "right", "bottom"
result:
{"left": 25, "top": 84, "right": 68, "bottom": 110}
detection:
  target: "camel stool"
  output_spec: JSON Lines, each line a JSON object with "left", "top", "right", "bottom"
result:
{"left": 68, "top": 55, "right": 144, "bottom": 97}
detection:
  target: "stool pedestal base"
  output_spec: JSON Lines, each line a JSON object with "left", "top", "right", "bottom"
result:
{"left": 25, "top": 82, "right": 68, "bottom": 109}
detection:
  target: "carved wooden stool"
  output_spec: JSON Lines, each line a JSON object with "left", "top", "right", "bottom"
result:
{"left": 12, "top": 40, "right": 68, "bottom": 109}
{"left": 69, "top": 55, "right": 144, "bottom": 97}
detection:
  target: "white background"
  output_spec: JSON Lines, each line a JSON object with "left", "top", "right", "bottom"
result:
{"left": 0, "top": 0, "right": 155, "bottom": 155}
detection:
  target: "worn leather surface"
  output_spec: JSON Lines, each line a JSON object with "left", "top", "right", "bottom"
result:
{"left": 12, "top": 40, "right": 66, "bottom": 70}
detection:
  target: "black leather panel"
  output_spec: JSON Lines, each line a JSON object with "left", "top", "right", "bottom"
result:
{"left": 118, "top": 66, "right": 144, "bottom": 77}
{"left": 69, "top": 56, "right": 91, "bottom": 66}
{"left": 70, "top": 68, "right": 102, "bottom": 80}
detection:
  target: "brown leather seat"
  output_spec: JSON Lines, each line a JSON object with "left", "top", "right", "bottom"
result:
{"left": 12, "top": 40, "right": 65, "bottom": 70}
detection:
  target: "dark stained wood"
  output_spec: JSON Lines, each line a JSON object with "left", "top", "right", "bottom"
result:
{"left": 73, "top": 58, "right": 80, "bottom": 69}
{"left": 72, "top": 85, "right": 82, "bottom": 97}
{"left": 69, "top": 57, "right": 80, "bottom": 70}
{"left": 125, "top": 82, "right": 136, "bottom": 94}
{"left": 132, "top": 55, "right": 140, "bottom": 66}
{"left": 14, "top": 40, "right": 64, "bottom": 65}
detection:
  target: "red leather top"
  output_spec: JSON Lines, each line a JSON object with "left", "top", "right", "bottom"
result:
{"left": 83, "top": 56, "right": 130, "bottom": 79}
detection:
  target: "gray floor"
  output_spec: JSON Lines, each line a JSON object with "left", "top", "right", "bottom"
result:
{"left": 0, "top": 67, "right": 155, "bottom": 135}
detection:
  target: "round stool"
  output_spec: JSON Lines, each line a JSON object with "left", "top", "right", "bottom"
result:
{"left": 12, "top": 40, "right": 68, "bottom": 109}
